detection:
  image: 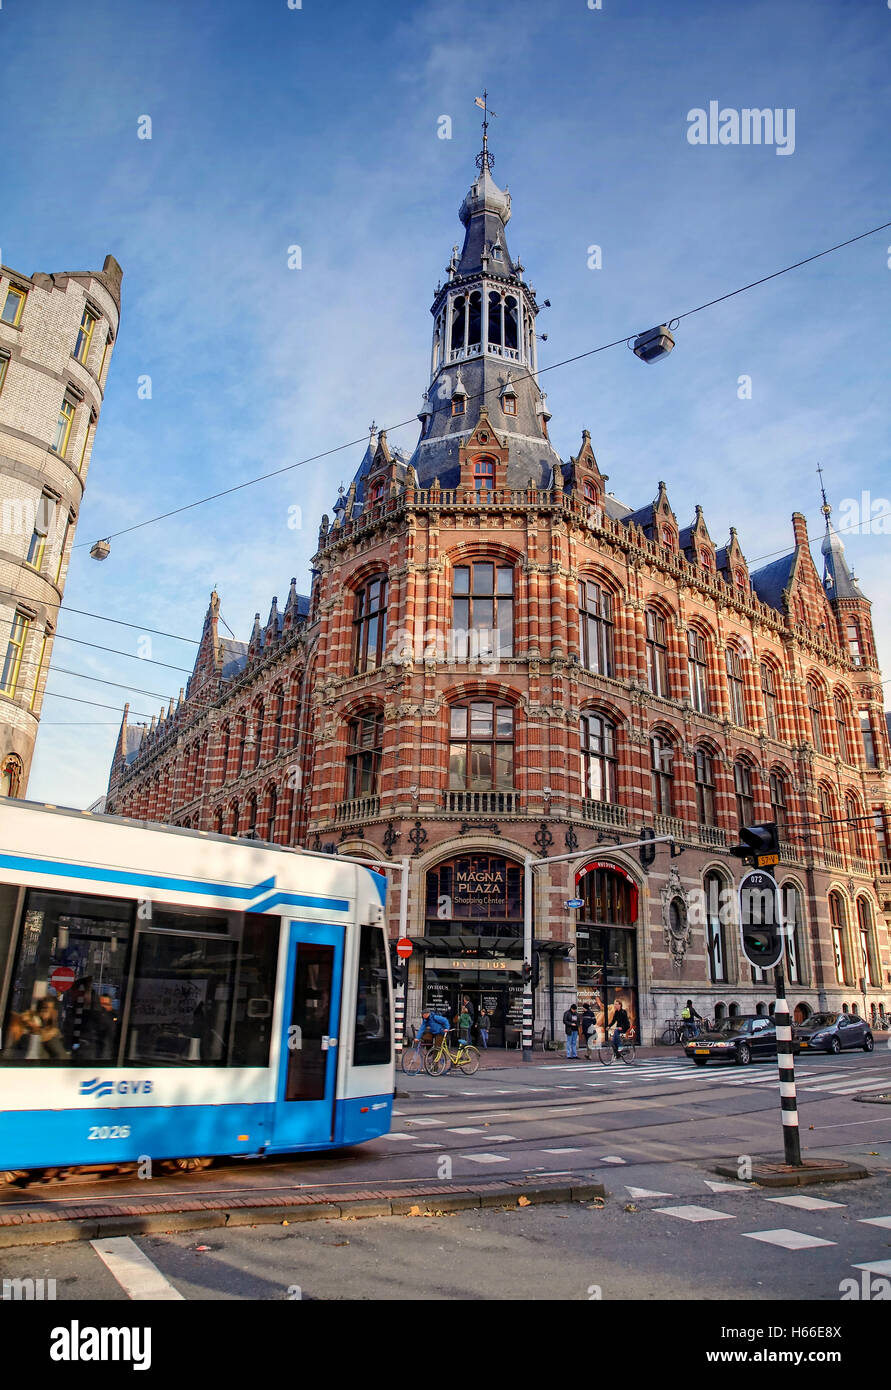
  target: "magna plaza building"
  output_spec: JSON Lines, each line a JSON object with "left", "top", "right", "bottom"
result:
{"left": 105, "top": 144, "right": 891, "bottom": 1046}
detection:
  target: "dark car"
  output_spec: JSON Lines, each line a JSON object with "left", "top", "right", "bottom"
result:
{"left": 684, "top": 1015, "right": 801, "bottom": 1067}
{"left": 794, "top": 1012, "right": 874, "bottom": 1054}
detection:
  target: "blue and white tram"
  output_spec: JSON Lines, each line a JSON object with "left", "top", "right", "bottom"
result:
{"left": 0, "top": 800, "right": 394, "bottom": 1176}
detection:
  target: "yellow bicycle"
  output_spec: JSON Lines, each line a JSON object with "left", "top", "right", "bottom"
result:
{"left": 424, "top": 1030, "right": 481, "bottom": 1076}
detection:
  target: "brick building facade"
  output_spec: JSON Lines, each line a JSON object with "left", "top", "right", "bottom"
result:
{"left": 1, "top": 254, "right": 122, "bottom": 793}
{"left": 106, "top": 147, "right": 891, "bottom": 1044}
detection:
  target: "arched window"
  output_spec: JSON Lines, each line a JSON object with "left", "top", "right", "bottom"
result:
{"left": 834, "top": 694, "right": 851, "bottom": 762}
{"left": 700, "top": 549, "right": 713, "bottom": 570}
{"left": 452, "top": 560, "right": 513, "bottom": 660}
{"left": 650, "top": 733, "right": 674, "bottom": 815}
{"left": 819, "top": 784, "right": 840, "bottom": 853}
{"left": 661, "top": 526, "right": 675, "bottom": 548}
{"left": 829, "top": 892, "right": 849, "bottom": 985}
{"left": 473, "top": 457, "right": 496, "bottom": 492}
{"left": 645, "top": 609, "right": 669, "bottom": 698}
{"left": 346, "top": 711, "right": 383, "bottom": 800}
{"left": 1, "top": 754, "right": 23, "bottom": 798}
{"left": 859, "top": 708, "right": 877, "bottom": 768}
{"left": 578, "top": 579, "right": 614, "bottom": 675}
{"left": 846, "top": 620, "right": 863, "bottom": 666}
{"left": 704, "top": 870, "right": 727, "bottom": 982}
{"left": 846, "top": 792, "right": 863, "bottom": 858}
{"left": 504, "top": 296, "right": 518, "bottom": 352}
{"left": 583, "top": 480, "right": 598, "bottom": 501}
{"left": 734, "top": 570, "right": 748, "bottom": 592}
{"left": 728, "top": 1002, "right": 740, "bottom": 1017}
{"left": 714, "top": 1001, "right": 726, "bottom": 1020}
{"left": 726, "top": 646, "right": 747, "bottom": 726}
{"left": 353, "top": 575, "right": 388, "bottom": 673}
{"left": 449, "top": 701, "right": 514, "bottom": 792}
{"left": 228, "top": 800, "right": 240, "bottom": 837}
{"left": 807, "top": 681, "right": 824, "bottom": 753}
{"left": 580, "top": 712, "right": 617, "bottom": 804}
{"left": 487, "top": 290, "right": 502, "bottom": 349}
{"left": 246, "top": 794, "right": 258, "bottom": 836}
{"left": 687, "top": 630, "right": 710, "bottom": 713}
{"left": 253, "top": 700, "right": 265, "bottom": 770}
{"left": 271, "top": 686, "right": 284, "bottom": 755}
{"left": 856, "top": 897, "right": 877, "bottom": 987}
{"left": 213, "top": 808, "right": 224, "bottom": 835}
{"left": 450, "top": 295, "right": 466, "bottom": 356}
{"left": 783, "top": 883, "right": 804, "bottom": 984}
{"left": 266, "top": 784, "right": 278, "bottom": 841}
{"left": 467, "top": 291, "right": 481, "bottom": 350}
{"left": 769, "top": 770, "right": 788, "bottom": 836}
{"left": 734, "top": 760, "right": 754, "bottom": 827}
{"left": 219, "top": 723, "right": 231, "bottom": 784}
{"left": 760, "top": 663, "right": 779, "bottom": 739}
{"left": 695, "top": 748, "right": 716, "bottom": 826}
{"left": 236, "top": 713, "right": 247, "bottom": 777}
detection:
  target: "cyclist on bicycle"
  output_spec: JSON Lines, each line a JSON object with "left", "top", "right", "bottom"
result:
{"left": 609, "top": 1001, "right": 631, "bottom": 1058}
{"left": 680, "top": 999, "right": 702, "bottom": 1042}
{"left": 419, "top": 1009, "right": 451, "bottom": 1044}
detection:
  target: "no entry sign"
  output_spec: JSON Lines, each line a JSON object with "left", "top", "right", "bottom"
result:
{"left": 49, "top": 966, "right": 76, "bottom": 994}
{"left": 396, "top": 937, "right": 413, "bottom": 959}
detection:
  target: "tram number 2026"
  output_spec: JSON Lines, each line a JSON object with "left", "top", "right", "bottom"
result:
{"left": 87, "top": 1125, "right": 131, "bottom": 1141}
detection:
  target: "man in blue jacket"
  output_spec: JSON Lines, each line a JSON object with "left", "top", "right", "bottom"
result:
{"left": 420, "top": 1009, "right": 452, "bottom": 1038}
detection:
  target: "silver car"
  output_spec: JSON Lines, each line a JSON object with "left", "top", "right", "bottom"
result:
{"left": 794, "top": 1012, "right": 874, "bottom": 1054}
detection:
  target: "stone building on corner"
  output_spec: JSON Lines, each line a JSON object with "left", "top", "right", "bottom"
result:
{"left": 0, "top": 253, "right": 122, "bottom": 794}
{"left": 105, "top": 145, "right": 891, "bottom": 1045}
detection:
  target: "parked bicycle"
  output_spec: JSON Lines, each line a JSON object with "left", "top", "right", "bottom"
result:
{"left": 400, "top": 1034, "right": 426, "bottom": 1074}
{"left": 599, "top": 1028, "right": 636, "bottom": 1065}
{"left": 425, "top": 1029, "right": 481, "bottom": 1076}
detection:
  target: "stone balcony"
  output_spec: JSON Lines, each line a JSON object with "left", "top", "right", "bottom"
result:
{"left": 444, "top": 790, "right": 519, "bottom": 816}
{"left": 334, "top": 795, "right": 380, "bottom": 824}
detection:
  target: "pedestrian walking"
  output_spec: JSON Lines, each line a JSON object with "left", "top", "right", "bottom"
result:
{"left": 477, "top": 1007, "right": 490, "bottom": 1049}
{"left": 563, "top": 1003, "right": 580, "bottom": 1058}
{"left": 580, "top": 1003, "right": 597, "bottom": 1054}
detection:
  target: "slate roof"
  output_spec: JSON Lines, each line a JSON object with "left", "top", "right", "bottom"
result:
{"left": 749, "top": 552, "right": 797, "bottom": 611}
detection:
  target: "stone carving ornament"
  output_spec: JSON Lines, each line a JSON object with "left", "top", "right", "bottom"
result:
{"left": 661, "top": 865, "right": 693, "bottom": 969}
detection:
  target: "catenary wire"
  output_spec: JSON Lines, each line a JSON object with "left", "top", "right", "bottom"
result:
{"left": 74, "top": 218, "right": 891, "bottom": 551}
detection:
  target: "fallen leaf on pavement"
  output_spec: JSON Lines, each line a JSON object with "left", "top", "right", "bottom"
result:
{"left": 408, "top": 1205, "right": 422, "bottom": 1216}
{"left": 623, "top": 1203, "right": 638, "bottom": 1212}
{"left": 517, "top": 1195, "right": 531, "bottom": 1207}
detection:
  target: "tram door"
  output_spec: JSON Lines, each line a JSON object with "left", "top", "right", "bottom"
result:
{"left": 269, "top": 921, "right": 344, "bottom": 1151}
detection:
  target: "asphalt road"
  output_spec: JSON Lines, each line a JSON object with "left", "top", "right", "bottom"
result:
{"left": 2, "top": 1048, "right": 890, "bottom": 1304}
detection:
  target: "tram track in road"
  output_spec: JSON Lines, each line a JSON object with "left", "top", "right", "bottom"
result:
{"left": 3, "top": 1087, "right": 888, "bottom": 1213}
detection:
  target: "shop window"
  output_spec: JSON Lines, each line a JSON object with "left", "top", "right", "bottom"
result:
{"left": 829, "top": 892, "right": 849, "bottom": 985}
{"left": 353, "top": 575, "right": 388, "bottom": 673}
{"left": 353, "top": 924, "right": 391, "bottom": 1065}
{"left": 695, "top": 748, "right": 716, "bottom": 826}
{"left": 705, "top": 871, "right": 726, "bottom": 982}
{"left": 425, "top": 855, "right": 524, "bottom": 933}
{"left": 580, "top": 712, "right": 617, "bottom": 803}
{"left": 856, "top": 897, "right": 877, "bottom": 987}
{"left": 346, "top": 711, "right": 383, "bottom": 799}
{"left": 578, "top": 579, "right": 614, "bottom": 675}
{"left": 452, "top": 560, "right": 513, "bottom": 660}
{"left": 645, "top": 609, "right": 670, "bottom": 698}
{"left": 448, "top": 702, "right": 513, "bottom": 791}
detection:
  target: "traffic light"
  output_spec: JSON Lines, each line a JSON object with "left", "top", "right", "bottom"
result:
{"left": 737, "top": 868, "right": 784, "bottom": 970}
{"left": 729, "top": 821, "right": 779, "bottom": 869}
{"left": 522, "top": 961, "right": 532, "bottom": 985}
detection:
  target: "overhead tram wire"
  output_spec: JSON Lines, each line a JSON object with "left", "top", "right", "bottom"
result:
{"left": 75, "top": 218, "right": 891, "bottom": 554}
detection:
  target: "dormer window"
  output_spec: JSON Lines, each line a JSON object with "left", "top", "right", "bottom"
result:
{"left": 368, "top": 481, "right": 384, "bottom": 503}
{"left": 452, "top": 396, "right": 465, "bottom": 416}
{"left": 492, "top": 246, "right": 503, "bottom": 261}
{"left": 583, "top": 482, "right": 598, "bottom": 502}
{"left": 735, "top": 569, "right": 747, "bottom": 590}
{"left": 661, "top": 526, "right": 675, "bottom": 548}
{"left": 700, "top": 549, "right": 713, "bottom": 569}
{"left": 473, "top": 457, "right": 495, "bottom": 492}
{"left": 503, "top": 394, "right": 517, "bottom": 416}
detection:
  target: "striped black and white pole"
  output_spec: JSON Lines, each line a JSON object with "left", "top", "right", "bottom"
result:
{"left": 522, "top": 975, "right": 534, "bottom": 1057}
{"left": 774, "top": 967, "right": 802, "bottom": 1166}
{"left": 393, "top": 980, "right": 405, "bottom": 1056}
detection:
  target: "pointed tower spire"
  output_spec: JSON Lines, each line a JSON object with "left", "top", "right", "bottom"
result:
{"left": 819, "top": 472, "right": 865, "bottom": 599}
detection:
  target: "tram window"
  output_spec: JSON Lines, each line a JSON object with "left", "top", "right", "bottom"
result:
{"left": 1, "top": 889, "right": 134, "bottom": 1065}
{"left": 126, "top": 931, "right": 236, "bottom": 1065}
{"left": 230, "top": 913, "right": 279, "bottom": 1066}
{"left": 353, "top": 924, "right": 391, "bottom": 1066}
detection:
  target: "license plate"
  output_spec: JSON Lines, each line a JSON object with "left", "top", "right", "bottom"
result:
{"left": 695, "top": 1048, "right": 709, "bottom": 1054}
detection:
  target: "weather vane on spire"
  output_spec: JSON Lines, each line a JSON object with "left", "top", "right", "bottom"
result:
{"left": 817, "top": 462, "right": 831, "bottom": 517}
{"left": 474, "top": 91, "right": 497, "bottom": 171}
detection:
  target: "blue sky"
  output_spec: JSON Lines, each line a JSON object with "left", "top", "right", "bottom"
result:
{"left": 1, "top": 0, "right": 888, "bottom": 807}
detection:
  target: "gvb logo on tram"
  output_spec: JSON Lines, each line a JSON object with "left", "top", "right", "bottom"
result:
{"left": 79, "top": 1078, "right": 154, "bottom": 1097}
